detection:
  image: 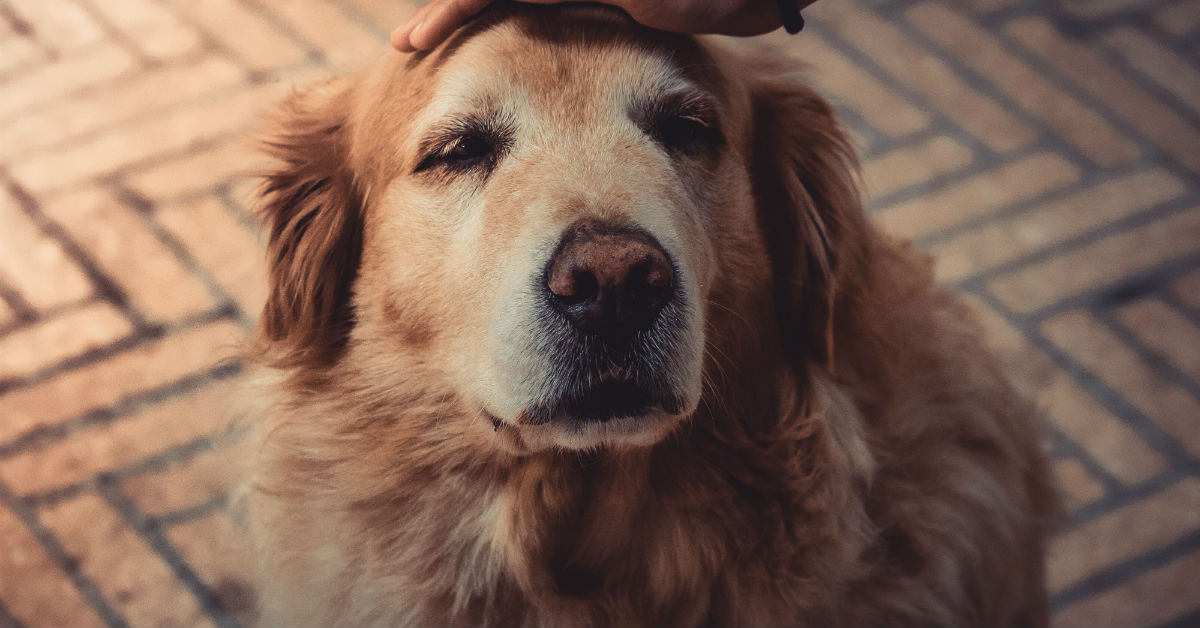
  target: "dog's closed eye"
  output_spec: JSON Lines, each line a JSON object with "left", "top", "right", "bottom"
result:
{"left": 637, "top": 92, "right": 724, "bottom": 155}
{"left": 415, "top": 115, "right": 513, "bottom": 176}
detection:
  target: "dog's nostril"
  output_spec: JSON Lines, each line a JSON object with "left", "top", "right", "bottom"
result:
{"left": 548, "top": 267, "right": 599, "bottom": 306}
{"left": 545, "top": 219, "right": 675, "bottom": 336}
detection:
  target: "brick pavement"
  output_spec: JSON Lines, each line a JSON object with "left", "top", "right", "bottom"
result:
{"left": 0, "top": 0, "right": 1198, "bottom": 626}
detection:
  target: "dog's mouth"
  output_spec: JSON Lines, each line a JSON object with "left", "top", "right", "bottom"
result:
{"left": 521, "top": 372, "right": 681, "bottom": 426}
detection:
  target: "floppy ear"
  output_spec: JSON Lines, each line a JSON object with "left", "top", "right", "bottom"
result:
{"left": 748, "top": 66, "right": 871, "bottom": 372}
{"left": 255, "top": 80, "right": 364, "bottom": 371}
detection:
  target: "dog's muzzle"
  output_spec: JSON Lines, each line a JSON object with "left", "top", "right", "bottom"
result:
{"left": 527, "top": 218, "right": 686, "bottom": 424}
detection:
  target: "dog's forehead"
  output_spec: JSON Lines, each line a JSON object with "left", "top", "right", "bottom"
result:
{"left": 417, "top": 7, "right": 717, "bottom": 116}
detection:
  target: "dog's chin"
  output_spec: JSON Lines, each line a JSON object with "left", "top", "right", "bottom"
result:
{"left": 518, "top": 407, "right": 687, "bottom": 452}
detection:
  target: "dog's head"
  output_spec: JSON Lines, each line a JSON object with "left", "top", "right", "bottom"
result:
{"left": 255, "top": 5, "right": 865, "bottom": 452}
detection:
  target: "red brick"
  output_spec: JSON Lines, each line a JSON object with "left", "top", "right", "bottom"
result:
{"left": 809, "top": 0, "right": 1035, "bottom": 152}
{"left": 0, "top": 504, "right": 105, "bottom": 627}
{"left": 1154, "top": 1, "right": 1200, "bottom": 37}
{"left": 0, "top": 42, "right": 135, "bottom": 119}
{"left": 0, "top": 28, "right": 42, "bottom": 76}
{"left": 123, "top": 443, "right": 242, "bottom": 517}
{"left": 339, "top": 0, "right": 417, "bottom": 33}
{"left": 7, "top": 0, "right": 104, "bottom": 53}
{"left": 0, "top": 320, "right": 245, "bottom": 442}
{"left": 1008, "top": 17, "right": 1200, "bottom": 174}
{"left": 966, "top": 299, "right": 1167, "bottom": 485}
{"left": 166, "top": 513, "right": 258, "bottom": 626}
{"left": 1104, "top": 27, "right": 1200, "bottom": 117}
{"left": 772, "top": 31, "right": 930, "bottom": 138}
{"left": 40, "top": 494, "right": 209, "bottom": 627}
{"left": 173, "top": 0, "right": 308, "bottom": 74}
{"left": 932, "top": 169, "right": 1186, "bottom": 282}
{"left": 156, "top": 196, "right": 267, "bottom": 317}
{"left": 990, "top": 206, "right": 1200, "bottom": 313}
{"left": 1057, "top": 0, "right": 1154, "bottom": 17}
{"left": 862, "top": 135, "right": 973, "bottom": 199}
{"left": 84, "top": 0, "right": 203, "bottom": 61}
{"left": 0, "top": 55, "right": 245, "bottom": 160}
{"left": 261, "top": 0, "right": 386, "bottom": 72}
{"left": 0, "top": 379, "right": 237, "bottom": 497}
{"left": 909, "top": 3, "right": 1140, "bottom": 167}
{"left": 875, "top": 152, "right": 1080, "bottom": 240}
{"left": 1054, "top": 547, "right": 1200, "bottom": 628}
{"left": 123, "top": 138, "right": 260, "bottom": 202}
{"left": 0, "top": 302, "right": 133, "bottom": 381}
{"left": 10, "top": 67, "right": 327, "bottom": 192}
{"left": 0, "top": 188, "right": 93, "bottom": 312}
{"left": 1042, "top": 311, "right": 1200, "bottom": 457}
{"left": 1115, "top": 299, "right": 1200, "bottom": 382}
{"left": 1048, "top": 477, "right": 1200, "bottom": 591}
{"left": 40, "top": 188, "right": 217, "bottom": 323}
{"left": 1054, "top": 458, "right": 1105, "bottom": 512}
{"left": 0, "top": 299, "right": 14, "bottom": 328}
{"left": 1171, "top": 268, "right": 1200, "bottom": 310}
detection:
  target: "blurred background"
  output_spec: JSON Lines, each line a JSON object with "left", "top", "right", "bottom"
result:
{"left": 0, "top": 0, "right": 1198, "bottom": 626}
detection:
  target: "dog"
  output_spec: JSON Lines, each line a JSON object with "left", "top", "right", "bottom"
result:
{"left": 239, "top": 4, "right": 1056, "bottom": 626}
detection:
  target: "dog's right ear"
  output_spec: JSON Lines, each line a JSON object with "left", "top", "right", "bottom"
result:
{"left": 255, "top": 80, "right": 364, "bottom": 371}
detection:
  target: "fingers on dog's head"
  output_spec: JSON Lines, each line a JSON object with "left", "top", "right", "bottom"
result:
{"left": 256, "top": 80, "right": 365, "bottom": 372}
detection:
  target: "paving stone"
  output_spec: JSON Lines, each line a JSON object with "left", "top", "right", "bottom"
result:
{"left": 0, "top": 42, "right": 136, "bottom": 120}
{"left": 155, "top": 196, "right": 267, "bottom": 318}
{"left": 1054, "top": 547, "right": 1200, "bottom": 627}
{"left": 40, "top": 494, "right": 209, "bottom": 627}
{"left": 1154, "top": 1, "right": 1200, "bottom": 37}
{"left": 811, "top": 0, "right": 1036, "bottom": 152}
{"left": 1054, "top": 457, "right": 1105, "bottom": 512}
{"left": 7, "top": 0, "right": 105, "bottom": 53}
{"left": 1103, "top": 27, "right": 1200, "bottom": 117}
{"left": 0, "top": 321, "right": 245, "bottom": 443}
{"left": 172, "top": 0, "right": 309, "bottom": 74}
{"left": 1008, "top": 17, "right": 1200, "bottom": 174}
{"left": 1042, "top": 310, "right": 1200, "bottom": 458}
{"left": 966, "top": 298, "right": 1169, "bottom": 485}
{"left": 0, "top": 504, "right": 105, "bottom": 627}
{"left": 0, "top": 55, "right": 245, "bottom": 160}
{"left": 0, "top": 380, "right": 237, "bottom": 497}
{"left": 777, "top": 31, "right": 931, "bottom": 139}
{"left": 84, "top": 0, "right": 203, "bottom": 61}
{"left": 123, "top": 444, "right": 241, "bottom": 518}
{"left": 123, "top": 137, "right": 260, "bottom": 202}
{"left": 875, "top": 152, "right": 1081, "bottom": 239}
{"left": 862, "top": 135, "right": 973, "bottom": 200}
{"left": 39, "top": 188, "right": 218, "bottom": 323}
{"left": 932, "top": 169, "right": 1187, "bottom": 282}
{"left": 1048, "top": 477, "right": 1200, "bottom": 591}
{"left": 165, "top": 512, "right": 258, "bottom": 627}
{"left": 991, "top": 206, "right": 1200, "bottom": 314}
{"left": 908, "top": 3, "right": 1141, "bottom": 167}
{"left": 0, "top": 302, "right": 133, "bottom": 381}
{"left": 10, "top": 78, "right": 314, "bottom": 193}
{"left": 0, "top": 188, "right": 93, "bottom": 313}
{"left": 1115, "top": 299, "right": 1200, "bottom": 383}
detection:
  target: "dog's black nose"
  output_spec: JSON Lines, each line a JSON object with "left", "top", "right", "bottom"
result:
{"left": 545, "top": 219, "right": 674, "bottom": 337}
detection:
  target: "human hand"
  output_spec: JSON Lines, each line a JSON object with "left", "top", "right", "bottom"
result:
{"left": 391, "top": 0, "right": 815, "bottom": 52}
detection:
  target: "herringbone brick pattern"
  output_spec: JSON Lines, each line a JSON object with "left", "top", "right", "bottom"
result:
{"left": 0, "top": 0, "right": 1197, "bottom": 626}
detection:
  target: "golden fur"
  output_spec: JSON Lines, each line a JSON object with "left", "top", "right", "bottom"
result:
{"left": 240, "top": 6, "right": 1055, "bottom": 626}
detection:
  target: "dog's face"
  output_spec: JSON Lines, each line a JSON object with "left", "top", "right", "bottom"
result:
{"left": 257, "top": 6, "right": 862, "bottom": 453}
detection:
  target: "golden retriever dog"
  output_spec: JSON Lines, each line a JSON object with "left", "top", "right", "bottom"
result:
{"left": 240, "top": 4, "right": 1055, "bottom": 626}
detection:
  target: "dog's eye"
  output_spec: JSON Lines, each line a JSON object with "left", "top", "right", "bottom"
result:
{"left": 657, "top": 115, "right": 707, "bottom": 148}
{"left": 447, "top": 134, "right": 495, "bottom": 163}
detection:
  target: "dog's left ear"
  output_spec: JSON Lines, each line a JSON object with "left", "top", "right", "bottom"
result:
{"left": 255, "top": 79, "right": 365, "bottom": 371}
{"left": 747, "top": 65, "right": 871, "bottom": 372}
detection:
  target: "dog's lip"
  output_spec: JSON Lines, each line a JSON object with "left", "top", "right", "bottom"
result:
{"left": 517, "top": 376, "right": 679, "bottom": 426}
